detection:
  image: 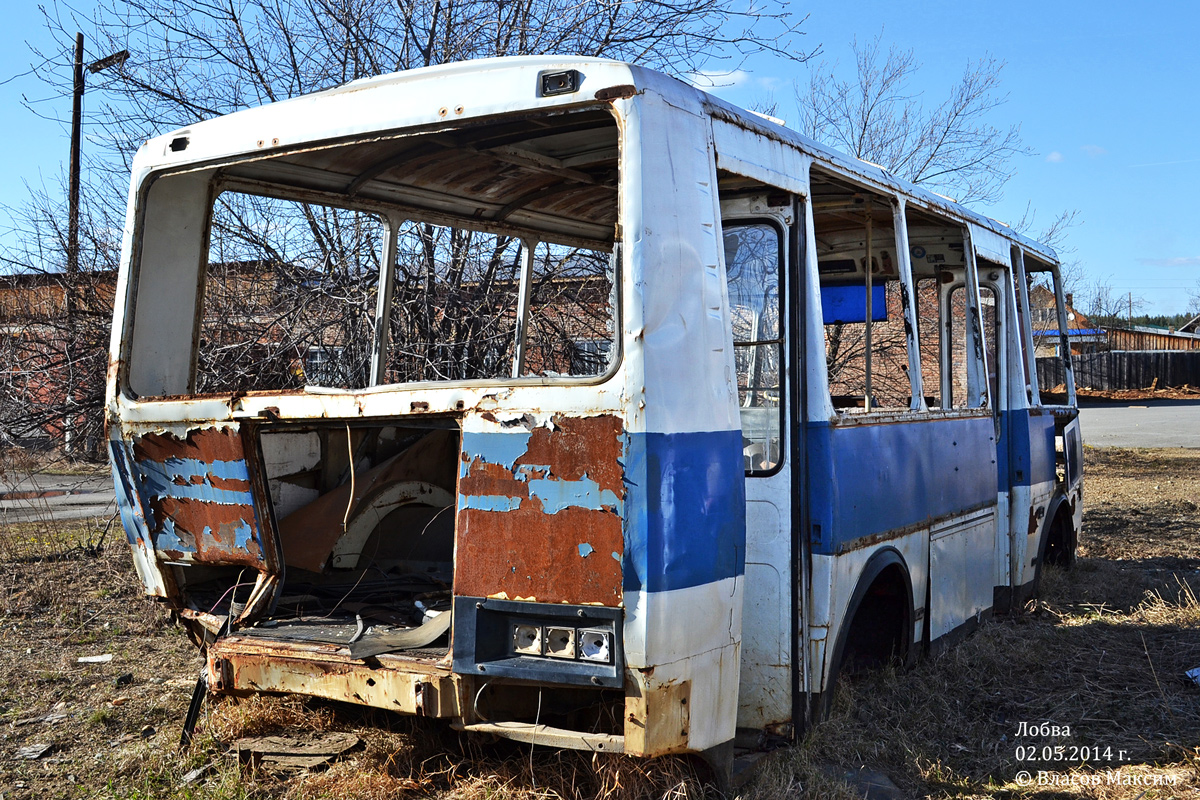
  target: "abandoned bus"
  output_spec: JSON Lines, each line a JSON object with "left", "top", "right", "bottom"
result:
{"left": 105, "top": 56, "right": 1083, "bottom": 773}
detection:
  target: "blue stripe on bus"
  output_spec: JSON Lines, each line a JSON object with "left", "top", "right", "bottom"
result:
{"left": 458, "top": 427, "right": 745, "bottom": 595}
{"left": 622, "top": 429, "right": 746, "bottom": 594}
{"left": 109, "top": 440, "right": 147, "bottom": 548}
{"left": 1000, "top": 409, "right": 1057, "bottom": 490}
{"left": 807, "top": 416, "right": 997, "bottom": 555}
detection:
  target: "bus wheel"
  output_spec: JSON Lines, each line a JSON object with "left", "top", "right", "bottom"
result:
{"left": 1042, "top": 508, "right": 1076, "bottom": 570}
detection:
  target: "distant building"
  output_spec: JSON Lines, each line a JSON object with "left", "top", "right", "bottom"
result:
{"left": 1104, "top": 324, "right": 1200, "bottom": 351}
{"left": 1028, "top": 286, "right": 1106, "bottom": 356}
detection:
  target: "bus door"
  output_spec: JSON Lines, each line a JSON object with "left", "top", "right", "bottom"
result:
{"left": 720, "top": 207, "right": 795, "bottom": 737}
{"left": 967, "top": 229, "right": 1036, "bottom": 609}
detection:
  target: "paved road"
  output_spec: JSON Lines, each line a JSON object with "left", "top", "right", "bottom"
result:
{"left": 0, "top": 471, "right": 116, "bottom": 525}
{"left": 1078, "top": 399, "right": 1200, "bottom": 448}
{"left": 0, "top": 399, "right": 1193, "bottom": 525}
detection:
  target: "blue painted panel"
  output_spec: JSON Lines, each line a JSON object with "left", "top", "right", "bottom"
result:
{"left": 807, "top": 417, "right": 998, "bottom": 555}
{"left": 1000, "top": 410, "right": 1057, "bottom": 489}
{"left": 821, "top": 284, "right": 887, "bottom": 324}
{"left": 133, "top": 454, "right": 259, "bottom": 555}
{"left": 623, "top": 429, "right": 747, "bottom": 593}
{"left": 458, "top": 427, "right": 746, "bottom": 595}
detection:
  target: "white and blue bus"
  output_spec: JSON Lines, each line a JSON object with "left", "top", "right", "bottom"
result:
{"left": 106, "top": 56, "right": 1083, "bottom": 775}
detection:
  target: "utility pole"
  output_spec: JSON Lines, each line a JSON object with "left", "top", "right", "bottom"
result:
{"left": 63, "top": 34, "right": 84, "bottom": 456}
{"left": 63, "top": 35, "right": 129, "bottom": 456}
{"left": 67, "top": 36, "right": 129, "bottom": 278}
{"left": 67, "top": 33, "right": 83, "bottom": 279}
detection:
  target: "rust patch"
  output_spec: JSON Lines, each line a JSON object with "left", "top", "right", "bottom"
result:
{"left": 624, "top": 676, "right": 690, "bottom": 756}
{"left": 514, "top": 415, "right": 624, "bottom": 498}
{"left": 455, "top": 505, "right": 622, "bottom": 605}
{"left": 455, "top": 414, "right": 625, "bottom": 606}
{"left": 133, "top": 425, "right": 267, "bottom": 568}
{"left": 133, "top": 425, "right": 244, "bottom": 463}
{"left": 458, "top": 459, "right": 531, "bottom": 500}
{"left": 150, "top": 497, "right": 263, "bottom": 566}
{"left": 170, "top": 473, "right": 249, "bottom": 490}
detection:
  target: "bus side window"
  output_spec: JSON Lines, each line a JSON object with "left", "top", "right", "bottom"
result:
{"left": 916, "top": 276, "right": 943, "bottom": 407}
{"left": 979, "top": 284, "right": 1000, "bottom": 407}
{"left": 723, "top": 222, "right": 783, "bottom": 474}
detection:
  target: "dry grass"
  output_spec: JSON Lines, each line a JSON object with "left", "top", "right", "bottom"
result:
{"left": 0, "top": 448, "right": 111, "bottom": 561}
{"left": 1, "top": 447, "right": 1198, "bottom": 799}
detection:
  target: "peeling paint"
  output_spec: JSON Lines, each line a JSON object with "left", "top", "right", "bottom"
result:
{"left": 456, "top": 414, "right": 625, "bottom": 606}
{"left": 130, "top": 426, "right": 270, "bottom": 569}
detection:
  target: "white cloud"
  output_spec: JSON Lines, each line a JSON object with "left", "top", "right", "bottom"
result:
{"left": 1129, "top": 157, "right": 1200, "bottom": 168}
{"left": 685, "top": 69, "right": 752, "bottom": 90}
{"left": 1081, "top": 144, "right": 1107, "bottom": 158}
{"left": 1046, "top": 151, "right": 1064, "bottom": 163}
{"left": 1136, "top": 256, "right": 1200, "bottom": 267}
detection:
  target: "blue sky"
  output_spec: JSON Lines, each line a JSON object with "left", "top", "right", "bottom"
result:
{"left": 3, "top": 2, "right": 1199, "bottom": 315}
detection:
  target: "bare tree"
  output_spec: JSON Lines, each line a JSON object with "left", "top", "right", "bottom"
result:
{"left": 1073, "top": 275, "right": 1146, "bottom": 342}
{"left": 0, "top": 182, "right": 119, "bottom": 455}
{"left": 797, "top": 32, "right": 1030, "bottom": 206}
{"left": 3, "top": 0, "right": 813, "bottom": 457}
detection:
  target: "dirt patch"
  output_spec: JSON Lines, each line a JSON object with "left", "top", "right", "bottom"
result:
{"left": 1044, "top": 384, "right": 1200, "bottom": 402}
{"left": 1, "top": 448, "right": 1198, "bottom": 798}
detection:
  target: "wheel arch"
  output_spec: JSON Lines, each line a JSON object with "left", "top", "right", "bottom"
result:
{"left": 815, "top": 546, "right": 915, "bottom": 718}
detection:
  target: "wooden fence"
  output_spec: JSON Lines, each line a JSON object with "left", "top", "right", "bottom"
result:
{"left": 1037, "top": 351, "right": 1200, "bottom": 391}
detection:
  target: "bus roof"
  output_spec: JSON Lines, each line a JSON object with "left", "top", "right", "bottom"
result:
{"left": 133, "top": 55, "right": 1059, "bottom": 265}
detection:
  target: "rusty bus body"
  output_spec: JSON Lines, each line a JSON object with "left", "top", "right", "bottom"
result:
{"left": 106, "top": 57, "right": 1082, "bottom": 774}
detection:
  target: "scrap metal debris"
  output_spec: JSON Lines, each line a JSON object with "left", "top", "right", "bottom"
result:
{"left": 15, "top": 743, "right": 52, "bottom": 760}
{"left": 235, "top": 731, "right": 361, "bottom": 769}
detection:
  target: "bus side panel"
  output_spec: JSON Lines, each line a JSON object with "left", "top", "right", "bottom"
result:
{"left": 619, "top": 89, "right": 746, "bottom": 755}
{"left": 806, "top": 416, "right": 998, "bottom": 557}
{"left": 621, "top": 428, "right": 745, "bottom": 754}
{"left": 808, "top": 415, "right": 998, "bottom": 690}
{"left": 738, "top": 497, "right": 791, "bottom": 730}
{"left": 1005, "top": 408, "right": 1059, "bottom": 594}
{"left": 929, "top": 508, "right": 996, "bottom": 639}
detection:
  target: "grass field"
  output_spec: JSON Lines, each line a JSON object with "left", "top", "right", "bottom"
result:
{"left": 1, "top": 447, "right": 1197, "bottom": 799}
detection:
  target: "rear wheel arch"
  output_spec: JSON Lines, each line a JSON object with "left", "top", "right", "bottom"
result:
{"left": 1038, "top": 492, "right": 1078, "bottom": 571}
{"left": 816, "top": 547, "right": 915, "bottom": 718}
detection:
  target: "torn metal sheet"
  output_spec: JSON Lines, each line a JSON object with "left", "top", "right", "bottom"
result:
{"left": 455, "top": 414, "right": 625, "bottom": 606}
{"left": 131, "top": 426, "right": 271, "bottom": 569}
{"left": 236, "top": 731, "right": 360, "bottom": 768}
{"left": 277, "top": 429, "right": 458, "bottom": 572}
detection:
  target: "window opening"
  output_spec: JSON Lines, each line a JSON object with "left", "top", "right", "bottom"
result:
{"left": 979, "top": 284, "right": 1000, "bottom": 406}
{"left": 132, "top": 108, "right": 620, "bottom": 397}
{"left": 384, "top": 224, "right": 523, "bottom": 383}
{"left": 723, "top": 221, "right": 783, "bottom": 473}
{"left": 813, "top": 183, "right": 912, "bottom": 412}
{"left": 199, "top": 195, "right": 382, "bottom": 394}
{"left": 915, "top": 276, "right": 943, "bottom": 407}
{"left": 520, "top": 242, "right": 617, "bottom": 378}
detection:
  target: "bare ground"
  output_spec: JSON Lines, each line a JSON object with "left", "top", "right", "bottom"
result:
{"left": 1, "top": 447, "right": 1198, "bottom": 799}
